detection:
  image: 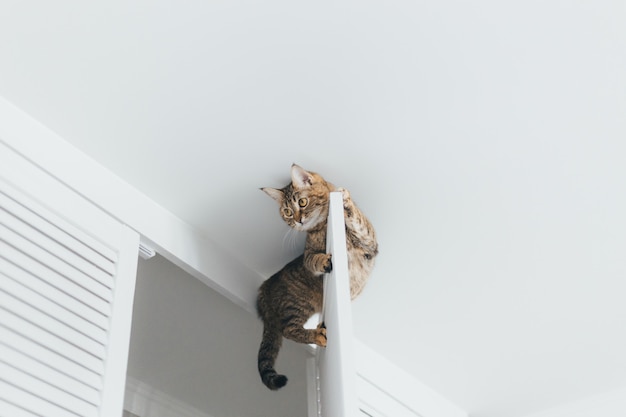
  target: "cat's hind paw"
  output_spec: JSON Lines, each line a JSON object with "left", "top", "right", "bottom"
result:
{"left": 314, "top": 326, "right": 327, "bottom": 347}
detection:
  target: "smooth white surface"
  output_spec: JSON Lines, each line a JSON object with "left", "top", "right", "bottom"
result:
{"left": 317, "top": 192, "right": 358, "bottom": 417}
{"left": 1, "top": 2, "right": 625, "bottom": 416}
{"left": 521, "top": 387, "right": 626, "bottom": 417}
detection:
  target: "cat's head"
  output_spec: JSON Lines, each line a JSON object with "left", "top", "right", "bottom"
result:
{"left": 262, "top": 164, "right": 334, "bottom": 231}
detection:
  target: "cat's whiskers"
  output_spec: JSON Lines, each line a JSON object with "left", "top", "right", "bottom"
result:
{"left": 282, "top": 227, "right": 304, "bottom": 257}
{"left": 282, "top": 228, "right": 295, "bottom": 254}
{"left": 281, "top": 228, "right": 291, "bottom": 252}
{"left": 289, "top": 228, "right": 300, "bottom": 254}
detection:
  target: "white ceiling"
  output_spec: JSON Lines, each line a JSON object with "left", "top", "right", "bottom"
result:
{"left": 1, "top": 1, "right": 625, "bottom": 416}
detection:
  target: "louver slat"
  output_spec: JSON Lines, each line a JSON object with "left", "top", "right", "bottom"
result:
{"left": 0, "top": 257, "right": 109, "bottom": 333}
{"left": 0, "top": 397, "right": 38, "bottom": 417}
{"left": 0, "top": 370, "right": 96, "bottom": 417}
{"left": 0, "top": 200, "right": 115, "bottom": 289}
{"left": 0, "top": 305, "right": 105, "bottom": 376}
{"left": 0, "top": 286, "right": 107, "bottom": 359}
{"left": 0, "top": 240, "right": 111, "bottom": 319}
{"left": 0, "top": 325, "right": 103, "bottom": 391}
{"left": 0, "top": 344, "right": 100, "bottom": 409}
{"left": 0, "top": 222, "right": 113, "bottom": 303}
{"left": 0, "top": 183, "right": 117, "bottom": 268}
{"left": 0, "top": 273, "right": 107, "bottom": 345}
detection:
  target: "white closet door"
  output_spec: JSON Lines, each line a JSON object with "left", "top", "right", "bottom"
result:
{"left": 0, "top": 140, "right": 139, "bottom": 417}
{"left": 313, "top": 192, "right": 358, "bottom": 417}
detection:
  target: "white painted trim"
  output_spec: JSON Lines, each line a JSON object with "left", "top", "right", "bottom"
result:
{"left": 306, "top": 357, "right": 320, "bottom": 417}
{"left": 0, "top": 95, "right": 264, "bottom": 314}
{"left": 520, "top": 386, "right": 626, "bottom": 417}
{"left": 357, "top": 376, "right": 406, "bottom": 417}
{"left": 100, "top": 226, "right": 140, "bottom": 417}
{"left": 124, "top": 376, "right": 214, "bottom": 417}
{"left": 316, "top": 192, "right": 359, "bottom": 417}
{"left": 355, "top": 341, "right": 468, "bottom": 417}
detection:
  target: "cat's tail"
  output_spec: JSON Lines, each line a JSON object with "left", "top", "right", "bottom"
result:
{"left": 258, "top": 322, "right": 287, "bottom": 390}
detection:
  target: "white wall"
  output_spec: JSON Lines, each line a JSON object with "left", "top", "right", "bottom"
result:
{"left": 521, "top": 387, "right": 626, "bottom": 417}
{"left": 125, "top": 255, "right": 309, "bottom": 417}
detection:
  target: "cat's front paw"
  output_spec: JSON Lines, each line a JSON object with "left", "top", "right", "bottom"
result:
{"left": 337, "top": 187, "right": 351, "bottom": 203}
{"left": 305, "top": 253, "right": 333, "bottom": 275}
{"left": 321, "top": 254, "right": 332, "bottom": 274}
{"left": 337, "top": 187, "right": 354, "bottom": 217}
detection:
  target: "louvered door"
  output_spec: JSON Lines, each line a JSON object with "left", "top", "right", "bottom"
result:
{"left": 0, "top": 140, "right": 139, "bottom": 417}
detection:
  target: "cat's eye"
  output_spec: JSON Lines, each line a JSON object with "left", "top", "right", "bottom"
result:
{"left": 283, "top": 208, "right": 293, "bottom": 217}
{"left": 298, "top": 198, "right": 308, "bottom": 207}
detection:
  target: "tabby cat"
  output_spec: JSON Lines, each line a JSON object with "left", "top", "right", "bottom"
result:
{"left": 256, "top": 164, "right": 378, "bottom": 390}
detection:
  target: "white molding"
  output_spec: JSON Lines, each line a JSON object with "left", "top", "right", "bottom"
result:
{"left": 355, "top": 341, "right": 468, "bottom": 417}
{"left": 520, "top": 386, "right": 626, "bottom": 417}
{"left": 125, "top": 376, "right": 214, "bottom": 417}
{"left": 0, "top": 95, "right": 263, "bottom": 314}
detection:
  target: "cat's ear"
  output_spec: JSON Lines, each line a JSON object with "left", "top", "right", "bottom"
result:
{"left": 291, "top": 164, "right": 313, "bottom": 188}
{"left": 261, "top": 187, "right": 284, "bottom": 203}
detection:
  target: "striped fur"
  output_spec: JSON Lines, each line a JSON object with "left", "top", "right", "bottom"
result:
{"left": 256, "top": 164, "right": 378, "bottom": 390}
{"left": 257, "top": 255, "right": 325, "bottom": 390}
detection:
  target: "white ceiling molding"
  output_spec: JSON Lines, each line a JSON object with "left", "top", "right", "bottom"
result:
{"left": 125, "top": 376, "right": 214, "bottom": 417}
